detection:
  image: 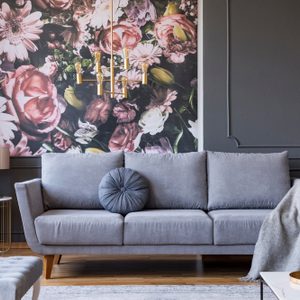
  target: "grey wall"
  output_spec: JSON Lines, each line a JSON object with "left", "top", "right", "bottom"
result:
{"left": 204, "top": 0, "right": 300, "bottom": 176}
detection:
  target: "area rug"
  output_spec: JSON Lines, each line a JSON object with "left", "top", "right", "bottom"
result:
{"left": 23, "top": 284, "right": 276, "bottom": 300}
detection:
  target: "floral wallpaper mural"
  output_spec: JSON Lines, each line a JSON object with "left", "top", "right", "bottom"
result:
{"left": 0, "top": 0, "right": 198, "bottom": 156}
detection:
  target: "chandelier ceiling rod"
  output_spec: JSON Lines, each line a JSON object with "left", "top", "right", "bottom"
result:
{"left": 110, "top": 0, "right": 115, "bottom": 98}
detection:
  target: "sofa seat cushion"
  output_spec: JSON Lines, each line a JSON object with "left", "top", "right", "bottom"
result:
{"left": 35, "top": 210, "right": 123, "bottom": 245}
{"left": 125, "top": 152, "right": 207, "bottom": 209}
{"left": 208, "top": 209, "right": 272, "bottom": 245}
{"left": 124, "top": 210, "right": 213, "bottom": 245}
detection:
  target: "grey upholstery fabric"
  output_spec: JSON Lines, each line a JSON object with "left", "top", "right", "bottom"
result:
{"left": 124, "top": 209, "right": 212, "bottom": 245}
{"left": 42, "top": 152, "right": 123, "bottom": 209}
{"left": 28, "top": 244, "right": 255, "bottom": 256}
{"left": 125, "top": 152, "right": 207, "bottom": 209}
{"left": 208, "top": 209, "right": 272, "bottom": 245}
{"left": 15, "top": 167, "right": 255, "bottom": 257}
{"left": 207, "top": 151, "right": 290, "bottom": 209}
{"left": 99, "top": 168, "right": 149, "bottom": 215}
{"left": 15, "top": 179, "right": 45, "bottom": 253}
{"left": 0, "top": 256, "right": 42, "bottom": 300}
{"left": 35, "top": 210, "right": 123, "bottom": 245}
{"left": 16, "top": 151, "right": 279, "bottom": 259}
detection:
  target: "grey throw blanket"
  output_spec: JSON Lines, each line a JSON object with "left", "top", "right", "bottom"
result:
{"left": 244, "top": 179, "right": 300, "bottom": 280}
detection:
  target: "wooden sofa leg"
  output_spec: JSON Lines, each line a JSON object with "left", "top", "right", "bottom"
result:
{"left": 53, "top": 255, "right": 62, "bottom": 265}
{"left": 43, "top": 255, "right": 54, "bottom": 279}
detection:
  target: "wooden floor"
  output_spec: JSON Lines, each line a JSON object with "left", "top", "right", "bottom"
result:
{"left": 5, "top": 243, "right": 253, "bottom": 286}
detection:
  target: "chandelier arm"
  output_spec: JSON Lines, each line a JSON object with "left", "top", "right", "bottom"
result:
{"left": 81, "top": 79, "right": 98, "bottom": 82}
{"left": 102, "top": 91, "right": 126, "bottom": 95}
{"left": 105, "top": 66, "right": 128, "bottom": 70}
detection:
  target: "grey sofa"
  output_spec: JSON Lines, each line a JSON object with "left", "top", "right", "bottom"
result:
{"left": 15, "top": 151, "right": 291, "bottom": 279}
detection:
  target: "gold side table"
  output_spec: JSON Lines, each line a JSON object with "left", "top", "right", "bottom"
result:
{"left": 0, "top": 196, "right": 12, "bottom": 254}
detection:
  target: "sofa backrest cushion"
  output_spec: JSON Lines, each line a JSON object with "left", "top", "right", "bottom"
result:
{"left": 207, "top": 151, "right": 290, "bottom": 210}
{"left": 125, "top": 152, "right": 207, "bottom": 209}
{"left": 42, "top": 152, "right": 123, "bottom": 209}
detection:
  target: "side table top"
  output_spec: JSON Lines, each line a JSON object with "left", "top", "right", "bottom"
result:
{"left": 260, "top": 272, "right": 300, "bottom": 300}
{"left": 0, "top": 196, "right": 12, "bottom": 202}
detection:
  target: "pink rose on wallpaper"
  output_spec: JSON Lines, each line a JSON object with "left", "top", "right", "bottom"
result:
{"left": 154, "top": 14, "right": 196, "bottom": 63}
{"left": 113, "top": 102, "right": 137, "bottom": 123}
{"left": 99, "top": 21, "right": 142, "bottom": 55}
{"left": 33, "top": 0, "right": 73, "bottom": 10}
{"left": 84, "top": 97, "right": 112, "bottom": 125}
{"left": 2, "top": 65, "right": 62, "bottom": 141}
{"left": 108, "top": 122, "right": 140, "bottom": 152}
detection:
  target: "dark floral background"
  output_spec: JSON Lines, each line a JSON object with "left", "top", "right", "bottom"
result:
{"left": 0, "top": 0, "right": 198, "bottom": 156}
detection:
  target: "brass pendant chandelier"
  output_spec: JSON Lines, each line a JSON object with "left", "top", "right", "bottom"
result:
{"left": 74, "top": 0, "right": 148, "bottom": 99}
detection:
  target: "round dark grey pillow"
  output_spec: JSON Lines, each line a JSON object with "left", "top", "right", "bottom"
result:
{"left": 99, "top": 167, "right": 149, "bottom": 215}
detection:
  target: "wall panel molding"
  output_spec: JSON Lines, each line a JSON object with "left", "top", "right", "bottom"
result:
{"left": 226, "top": 0, "right": 300, "bottom": 149}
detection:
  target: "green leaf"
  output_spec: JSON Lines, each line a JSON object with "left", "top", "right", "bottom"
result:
{"left": 55, "top": 126, "right": 71, "bottom": 137}
{"left": 189, "top": 88, "right": 195, "bottom": 111}
{"left": 42, "top": 143, "right": 54, "bottom": 152}
{"left": 173, "top": 126, "right": 184, "bottom": 154}
{"left": 178, "top": 105, "right": 187, "bottom": 114}
{"left": 172, "top": 125, "right": 181, "bottom": 134}
{"left": 82, "top": 59, "right": 92, "bottom": 68}
{"left": 64, "top": 65, "right": 75, "bottom": 73}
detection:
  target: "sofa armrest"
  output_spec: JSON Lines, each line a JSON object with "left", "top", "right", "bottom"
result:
{"left": 15, "top": 179, "right": 44, "bottom": 252}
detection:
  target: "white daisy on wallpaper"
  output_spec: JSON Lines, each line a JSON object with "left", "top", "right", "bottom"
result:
{"left": 129, "top": 43, "right": 162, "bottom": 68}
{"left": 0, "top": 1, "right": 43, "bottom": 62}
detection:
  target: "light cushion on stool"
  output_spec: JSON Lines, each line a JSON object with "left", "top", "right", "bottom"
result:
{"left": 0, "top": 256, "right": 42, "bottom": 300}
